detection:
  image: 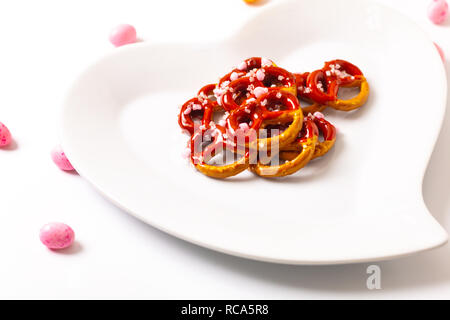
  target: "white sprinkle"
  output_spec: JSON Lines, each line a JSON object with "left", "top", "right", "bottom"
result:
{"left": 278, "top": 75, "right": 284, "bottom": 81}
{"left": 316, "top": 82, "right": 324, "bottom": 92}
{"left": 261, "top": 57, "right": 272, "bottom": 67}
{"left": 254, "top": 87, "right": 268, "bottom": 98}
{"left": 276, "top": 92, "right": 282, "bottom": 98}
{"left": 230, "top": 72, "right": 239, "bottom": 81}
{"left": 183, "top": 107, "right": 192, "bottom": 115}
{"left": 237, "top": 61, "right": 247, "bottom": 71}
{"left": 261, "top": 99, "right": 268, "bottom": 106}
{"left": 192, "top": 104, "right": 202, "bottom": 110}
{"left": 313, "top": 111, "right": 325, "bottom": 119}
{"left": 256, "top": 69, "right": 265, "bottom": 81}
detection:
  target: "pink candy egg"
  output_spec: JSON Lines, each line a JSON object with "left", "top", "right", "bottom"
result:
{"left": 428, "top": 0, "right": 448, "bottom": 24}
{"left": 40, "top": 222, "right": 75, "bottom": 250}
{"left": 434, "top": 42, "right": 445, "bottom": 62}
{"left": 0, "top": 122, "right": 12, "bottom": 147}
{"left": 109, "top": 24, "right": 137, "bottom": 47}
{"left": 51, "top": 145, "right": 74, "bottom": 171}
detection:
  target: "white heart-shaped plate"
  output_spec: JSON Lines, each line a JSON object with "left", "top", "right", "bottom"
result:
{"left": 61, "top": 0, "right": 448, "bottom": 264}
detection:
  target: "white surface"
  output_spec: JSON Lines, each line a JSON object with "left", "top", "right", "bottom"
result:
{"left": 60, "top": 0, "right": 447, "bottom": 265}
{"left": 0, "top": 0, "right": 450, "bottom": 298}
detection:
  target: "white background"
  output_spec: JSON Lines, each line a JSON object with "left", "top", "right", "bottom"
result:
{"left": 0, "top": 0, "right": 449, "bottom": 299}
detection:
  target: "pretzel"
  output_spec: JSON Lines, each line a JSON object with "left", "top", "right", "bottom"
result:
{"left": 249, "top": 116, "right": 318, "bottom": 177}
{"left": 253, "top": 90, "right": 303, "bottom": 151}
{"left": 259, "top": 65, "right": 297, "bottom": 96}
{"left": 295, "top": 72, "right": 327, "bottom": 114}
{"left": 178, "top": 84, "right": 219, "bottom": 135}
{"left": 190, "top": 124, "right": 254, "bottom": 179}
{"left": 178, "top": 57, "right": 368, "bottom": 179}
{"left": 296, "top": 59, "right": 369, "bottom": 112}
{"left": 279, "top": 112, "right": 336, "bottom": 161}
{"left": 220, "top": 76, "right": 264, "bottom": 111}
{"left": 225, "top": 89, "right": 303, "bottom": 152}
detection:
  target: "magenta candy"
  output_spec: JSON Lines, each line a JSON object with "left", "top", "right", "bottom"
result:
{"left": 109, "top": 24, "right": 137, "bottom": 47}
{"left": 0, "top": 122, "right": 12, "bottom": 147}
{"left": 51, "top": 145, "right": 74, "bottom": 171}
{"left": 428, "top": 0, "right": 448, "bottom": 24}
{"left": 40, "top": 222, "right": 75, "bottom": 250}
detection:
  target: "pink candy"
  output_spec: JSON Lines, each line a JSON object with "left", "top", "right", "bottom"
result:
{"left": 109, "top": 24, "right": 137, "bottom": 47}
{"left": 51, "top": 145, "right": 75, "bottom": 171}
{"left": 428, "top": 0, "right": 448, "bottom": 24}
{"left": 0, "top": 122, "right": 12, "bottom": 147}
{"left": 434, "top": 42, "right": 445, "bottom": 62}
{"left": 40, "top": 222, "right": 75, "bottom": 250}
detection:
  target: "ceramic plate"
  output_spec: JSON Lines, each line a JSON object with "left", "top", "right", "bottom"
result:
{"left": 61, "top": 0, "right": 448, "bottom": 264}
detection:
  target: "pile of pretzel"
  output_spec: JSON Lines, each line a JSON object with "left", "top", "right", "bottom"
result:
{"left": 178, "top": 57, "right": 369, "bottom": 178}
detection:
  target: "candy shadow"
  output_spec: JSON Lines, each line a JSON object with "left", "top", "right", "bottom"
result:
{"left": 0, "top": 139, "right": 18, "bottom": 151}
{"left": 51, "top": 241, "right": 83, "bottom": 255}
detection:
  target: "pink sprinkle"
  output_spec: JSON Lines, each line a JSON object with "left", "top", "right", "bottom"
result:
{"left": 253, "top": 86, "right": 268, "bottom": 98}
{"left": 434, "top": 42, "right": 445, "bottom": 62}
{"left": 109, "top": 24, "right": 137, "bottom": 47}
{"left": 183, "top": 106, "right": 192, "bottom": 115}
{"left": 51, "top": 145, "right": 75, "bottom": 171}
{"left": 313, "top": 111, "right": 325, "bottom": 119}
{"left": 278, "top": 75, "right": 285, "bottom": 81}
{"left": 182, "top": 147, "right": 191, "bottom": 159}
{"left": 256, "top": 69, "right": 265, "bottom": 81}
{"left": 40, "top": 222, "right": 75, "bottom": 250}
{"left": 218, "top": 119, "right": 226, "bottom": 127}
{"left": 237, "top": 61, "right": 247, "bottom": 71}
{"left": 192, "top": 104, "right": 202, "bottom": 110}
{"left": 261, "top": 58, "right": 272, "bottom": 67}
{"left": 428, "top": 0, "right": 448, "bottom": 24}
{"left": 0, "top": 122, "right": 12, "bottom": 147}
{"left": 230, "top": 72, "right": 239, "bottom": 81}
